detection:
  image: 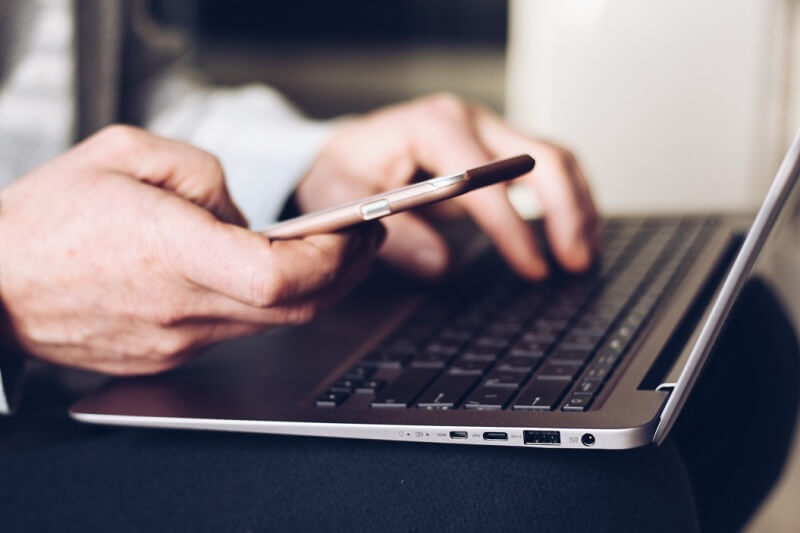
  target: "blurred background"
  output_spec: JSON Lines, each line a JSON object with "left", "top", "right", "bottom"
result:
{"left": 151, "top": 1, "right": 800, "bottom": 529}
{"left": 153, "top": 0, "right": 800, "bottom": 215}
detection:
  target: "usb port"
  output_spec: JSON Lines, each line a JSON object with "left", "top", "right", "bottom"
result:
{"left": 449, "top": 431, "right": 468, "bottom": 439}
{"left": 482, "top": 432, "right": 508, "bottom": 441}
{"left": 523, "top": 430, "right": 561, "bottom": 445}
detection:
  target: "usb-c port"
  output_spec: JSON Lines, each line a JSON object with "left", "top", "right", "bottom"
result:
{"left": 482, "top": 432, "right": 508, "bottom": 441}
{"left": 449, "top": 431, "right": 468, "bottom": 439}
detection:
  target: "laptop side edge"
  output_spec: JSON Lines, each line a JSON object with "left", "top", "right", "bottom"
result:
{"left": 653, "top": 130, "right": 800, "bottom": 445}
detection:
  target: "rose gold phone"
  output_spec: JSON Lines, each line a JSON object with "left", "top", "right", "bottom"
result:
{"left": 261, "top": 154, "right": 534, "bottom": 239}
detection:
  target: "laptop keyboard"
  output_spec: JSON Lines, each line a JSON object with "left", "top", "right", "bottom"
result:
{"left": 316, "top": 217, "right": 714, "bottom": 412}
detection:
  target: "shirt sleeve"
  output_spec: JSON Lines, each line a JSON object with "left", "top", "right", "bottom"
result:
{"left": 0, "top": 367, "right": 9, "bottom": 414}
{"left": 141, "top": 72, "right": 335, "bottom": 230}
{"left": 0, "top": 330, "right": 25, "bottom": 415}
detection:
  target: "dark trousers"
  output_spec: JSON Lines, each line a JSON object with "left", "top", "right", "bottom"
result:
{"left": 1, "top": 279, "right": 798, "bottom": 532}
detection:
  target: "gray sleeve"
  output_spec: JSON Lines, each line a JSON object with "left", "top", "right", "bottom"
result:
{"left": 0, "top": 346, "right": 25, "bottom": 415}
{"left": 0, "top": 367, "right": 9, "bottom": 414}
{"left": 119, "top": 2, "right": 336, "bottom": 229}
{"left": 142, "top": 72, "right": 335, "bottom": 229}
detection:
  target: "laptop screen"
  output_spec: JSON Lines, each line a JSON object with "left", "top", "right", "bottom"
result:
{"left": 654, "top": 130, "right": 800, "bottom": 444}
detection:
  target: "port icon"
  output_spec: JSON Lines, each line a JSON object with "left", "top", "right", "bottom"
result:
{"left": 523, "top": 430, "right": 561, "bottom": 445}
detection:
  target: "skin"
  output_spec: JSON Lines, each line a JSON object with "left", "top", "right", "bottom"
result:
{"left": 0, "top": 125, "right": 384, "bottom": 375}
{"left": 297, "top": 93, "right": 599, "bottom": 280}
{"left": 0, "top": 94, "right": 598, "bottom": 376}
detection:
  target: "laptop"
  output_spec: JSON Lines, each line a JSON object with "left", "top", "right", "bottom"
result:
{"left": 69, "top": 131, "right": 800, "bottom": 450}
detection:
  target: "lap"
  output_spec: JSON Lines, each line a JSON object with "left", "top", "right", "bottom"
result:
{"left": 0, "top": 427, "right": 699, "bottom": 533}
{"left": 1, "top": 278, "right": 797, "bottom": 533}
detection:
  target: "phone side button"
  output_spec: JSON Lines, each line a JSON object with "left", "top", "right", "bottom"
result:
{"left": 360, "top": 199, "right": 392, "bottom": 220}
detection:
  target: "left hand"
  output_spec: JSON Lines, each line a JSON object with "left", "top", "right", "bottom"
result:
{"left": 296, "top": 93, "right": 599, "bottom": 280}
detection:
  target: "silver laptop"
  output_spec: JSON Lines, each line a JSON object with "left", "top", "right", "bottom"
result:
{"left": 69, "top": 131, "right": 800, "bottom": 450}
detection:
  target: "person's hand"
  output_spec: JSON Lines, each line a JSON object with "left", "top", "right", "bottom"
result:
{"left": 0, "top": 126, "right": 383, "bottom": 375}
{"left": 296, "top": 93, "right": 599, "bottom": 280}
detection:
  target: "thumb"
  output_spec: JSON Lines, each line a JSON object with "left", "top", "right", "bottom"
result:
{"left": 379, "top": 212, "right": 450, "bottom": 279}
{"left": 86, "top": 125, "right": 247, "bottom": 226}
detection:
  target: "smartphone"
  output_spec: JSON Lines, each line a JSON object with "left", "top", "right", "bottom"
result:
{"left": 261, "top": 154, "right": 535, "bottom": 239}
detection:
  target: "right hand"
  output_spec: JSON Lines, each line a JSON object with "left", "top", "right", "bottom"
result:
{"left": 0, "top": 126, "right": 383, "bottom": 375}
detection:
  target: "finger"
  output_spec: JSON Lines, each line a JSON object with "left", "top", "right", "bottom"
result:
{"left": 417, "top": 197, "right": 466, "bottom": 221}
{"left": 272, "top": 223, "right": 383, "bottom": 312}
{"left": 296, "top": 168, "right": 451, "bottom": 280}
{"left": 406, "top": 101, "right": 548, "bottom": 279}
{"left": 379, "top": 212, "right": 450, "bottom": 279}
{"left": 471, "top": 107, "right": 598, "bottom": 271}
{"left": 457, "top": 185, "right": 548, "bottom": 279}
{"left": 162, "top": 209, "right": 383, "bottom": 309}
{"left": 175, "top": 223, "right": 385, "bottom": 322}
{"left": 84, "top": 125, "right": 247, "bottom": 226}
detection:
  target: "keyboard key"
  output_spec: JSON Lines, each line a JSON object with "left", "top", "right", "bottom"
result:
{"left": 355, "top": 380, "right": 385, "bottom": 394}
{"left": 439, "top": 327, "right": 473, "bottom": 342}
{"left": 593, "top": 349, "right": 621, "bottom": 368}
{"left": 472, "top": 335, "right": 511, "bottom": 349}
{"left": 575, "top": 379, "right": 602, "bottom": 395}
{"left": 463, "top": 386, "right": 515, "bottom": 410}
{"left": 520, "top": 331, "right": 558, "bottom": 344}
{"left": 605, "top": 335, "right": 630, "bottom": 353}
{"left": 531, "top": 318, "right": 569, "bottom": 331}
{"left": 483, "top": 370, "right": 527, "bottom": 389}
{"left": 512, "top": 379, "right": 571, "bottom": 411}
{"left": 316, "top": 392, "right": 348, "bottom": 407}
{"left": 548, "top": 348, "right": 593, "bottom": 365}
{"left": 461, "top": 345, "right": 502, "bottom": 362}
{"left": 536, "top": 361, "right": 581, "bottom": 381}
{"left": 361, "top": 350, "right": 411, "bottom": 368}
{"left": 559, "top": 333, "right": 601, "bottom": 351}
{"left": 371, "top": 368, "right": 440, "bottom": 408}
{"left": 497, "top": 356, "right": 539, "bottom": 373}
{"left": 417, "top": 374, "right": 480, "bottom": 409}
{"left": 343, "top": 366, "right": 374, "bottom": 381}
{"left": 330, "top": 379, "right": 361, "bottom": 393}
{"left": 410, "top": 352, "right": 453, "bottom": 368}
{"left": 562, "top": 393, "right": 593, "bottom": 411}
{"left": 507, "top": 346, "right": 548, "bottom": 359}
{"left": 450, "top": 359, "right": 493, "bottom": 375}
{"left": 380, "top": 338, "right": 420, "bottom": 354}
{"left": 425, "top": 340, "right": 462, "bottom": 356}
{"left": 569, "top": 325, "right": 609, "bottom": 338}
{"left": 583, "top": 364, "right": 611, "bottom": 381}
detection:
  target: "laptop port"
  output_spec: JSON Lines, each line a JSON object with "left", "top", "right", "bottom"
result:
{"left": 523, "top": 430, "right": 561, "bottom": 445}
{"left": 449, "top": 431, "right": 468, "bottom": 439}
{"left": 482, "top": 431, "right": 508, "bottom": 441}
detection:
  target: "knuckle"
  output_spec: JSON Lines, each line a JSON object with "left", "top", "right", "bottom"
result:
{"left": 154, "top": 307, "right": 186, "bottom": 328}
{"left": 250, "top": 266, "right": 287, "bottom": 308}
{"left": 316, "top": 240, "right": 350, "bottom": 282}
{"left": 201, "top": 151, "right": 225, "bottom": 184}
{"left": 153, "top": 332, "right": 192, "bottom": 360}
{"left": 545, "top": 144, "right": 578, "bottom": 169}
{"left": 96, "top": 124, "right": 144, "bottom": 151}
{"left": 422, "top": 92, "right": 469, "bottom": 119}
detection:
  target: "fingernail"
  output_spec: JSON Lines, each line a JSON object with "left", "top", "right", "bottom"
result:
{"left": 413, "top": 248, "right": 448, "bottom": 278}
{"left": 529, "top": 257, "right": 550, "bottom": 280}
